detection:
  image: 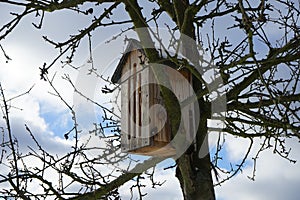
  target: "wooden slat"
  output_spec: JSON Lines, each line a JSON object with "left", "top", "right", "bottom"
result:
{"left": 134, "top": 50, "right": 141, "bottom": 148}
{"left": 121, "top": 58, "right": 130, "bottom": 152}
{"left": 149, "top": 67, "right": 155, "bottom": 140}
{"left": 141, "top": 61, "right": 150, "bottom": 147}
{"left": 151, "top": 69, "right": 159, "bottom": 142}
{"left": 130, "top": 54, "right": 136, "bottom": 150}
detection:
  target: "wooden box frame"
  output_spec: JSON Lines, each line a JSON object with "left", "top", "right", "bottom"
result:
{"left": 111, "top": 39, "right": 195, "bottom": 157}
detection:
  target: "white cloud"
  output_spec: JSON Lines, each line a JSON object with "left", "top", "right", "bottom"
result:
{"left": 119, "top": 165, "right": 183, "bottom": 200}
{"left": 224, "top": 134, "right": 254, "bottom": 162}
{"left": 0, "top": 39, "right": 79, "bottom": 114}
{"left": 216, "top": 138, "right": 300, "bottom": 200}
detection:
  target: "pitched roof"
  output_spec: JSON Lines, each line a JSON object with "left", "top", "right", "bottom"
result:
{"left": 111, "top": 39, "right": 144, "bottom": 83}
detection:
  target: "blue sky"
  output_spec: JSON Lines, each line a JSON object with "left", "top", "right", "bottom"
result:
{"left": 0, "top": 2, "right": 300, "bottom": 200}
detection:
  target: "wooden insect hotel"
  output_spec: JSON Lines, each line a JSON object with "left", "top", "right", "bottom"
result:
{"left": 111, "top": 39, "right": 196, "bottom": 157}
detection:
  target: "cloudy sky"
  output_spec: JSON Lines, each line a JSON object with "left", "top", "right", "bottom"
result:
{"left": 0, "top": 2, "right": 300, "bottom": 200}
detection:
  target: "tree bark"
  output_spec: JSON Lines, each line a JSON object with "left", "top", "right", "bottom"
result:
{"left": 176, "top": 109, "right": 215, "bottom": 200}
{"left": 177, "top": 153, "right": 215, "bottom": 200}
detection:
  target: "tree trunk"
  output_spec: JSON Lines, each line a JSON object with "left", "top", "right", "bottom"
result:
{"left": 176, "top": 134, "right": 215, "bottom": 200}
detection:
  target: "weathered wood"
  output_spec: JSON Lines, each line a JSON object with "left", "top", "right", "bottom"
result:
{"left": 141, "top": 60, "right": 150, "bottom": 147}
{"left": 121, "top": 54, "right": 130, "bottom": 151}
{"left": 118, "top": 47, "right": 195, "bottom": 157}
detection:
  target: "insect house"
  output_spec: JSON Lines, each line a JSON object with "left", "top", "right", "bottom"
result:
{"left": 111, "top": 39, "right": 195, "bottom": 157}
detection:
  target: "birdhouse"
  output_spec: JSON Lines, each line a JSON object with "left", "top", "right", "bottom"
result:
{"left": 111, "top": 39, "right": 195, "bottom": 157}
